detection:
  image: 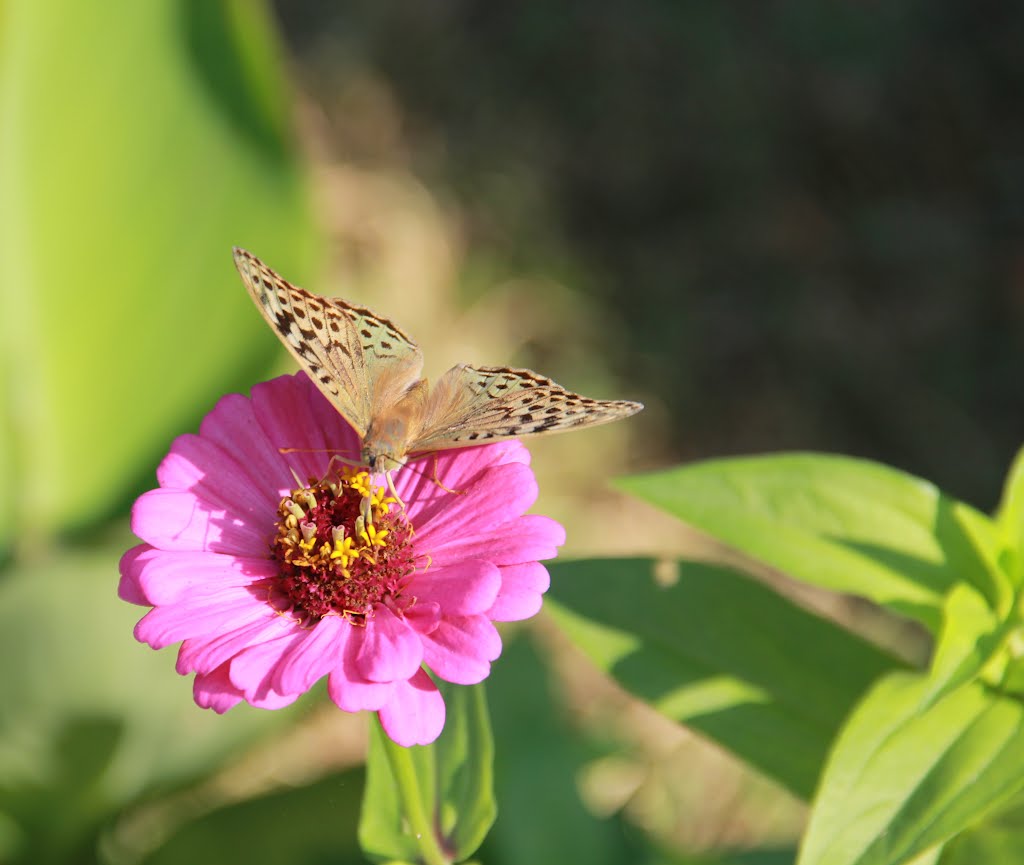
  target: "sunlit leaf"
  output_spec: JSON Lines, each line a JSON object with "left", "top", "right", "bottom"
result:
{"left": 0, "top": 0, "right": 319, "bottom": 545}
{"left": 547, "top": 558, "right": 902, "bottom": 800}
{"left": 617, "top": 454, "right": 1011, "bottom": 631}
{"left": 799, "top": 672, "right": 1024, "bottom": 865}
{"left": 995, "top": 443, "right": 1024, "bottom": 583}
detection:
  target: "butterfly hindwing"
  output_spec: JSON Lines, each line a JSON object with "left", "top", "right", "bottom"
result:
{"left": 409, "top": 364, "right": 643, "bottom": 452}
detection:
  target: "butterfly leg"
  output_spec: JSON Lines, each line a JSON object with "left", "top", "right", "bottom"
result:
{"left": 385, "top": 470, "right": 406, "bottom": 511}
{"left": 430, "top": 454, "right": 464, "bottom": 496}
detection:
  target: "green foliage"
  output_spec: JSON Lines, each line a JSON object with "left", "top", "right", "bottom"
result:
{"left": 547, "top": 558, "right": 901, "bottom": 800}
{"left": 359, "top": 683, "right": 496, "bottom": 864}
{"left": 799, "top": 673, "right": 1024, "bottom": 865}
{"left": 0, "top": 547, "right": 305, "bottom": 865}
{"left": 139, "top": 768, "right": 366, "bottom": 865}
{"left": 0, "top": 0, "right": 318, "bottom": 547}
{"left": 617, "top": 454, "right": 1012, "bottom": 631}
{"left": 549, "top": 446, "right": 1024, "bottom": 865}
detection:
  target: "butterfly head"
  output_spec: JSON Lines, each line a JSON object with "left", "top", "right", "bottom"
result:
{"left": 361, "top": 428, "right": 407, "bottom": 475}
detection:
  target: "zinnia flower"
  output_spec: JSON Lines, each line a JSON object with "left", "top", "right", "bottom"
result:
{"left": 118, "top": 372, "right": 564, "bottom": 746}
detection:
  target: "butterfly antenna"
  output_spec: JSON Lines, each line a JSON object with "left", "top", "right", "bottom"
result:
{"left": 279, "top": 446, "right": 359, "bottom": 460}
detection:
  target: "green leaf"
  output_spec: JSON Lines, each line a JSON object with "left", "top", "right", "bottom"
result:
{"left": 617, "top": 454, "right": 1011, "bottom": 632}
{"left": 940, "top": 797, "right": 1024, "bottom": 865}
{"left": 0, "top": 545, "right": 299, "bottom": 863}
{"left": 140, "top": 767, "right": 366, "bottom": 865}
{"left": 546, "top": 558, "right": 903, "bottom": 800}
{"left": 995, "top": 443, "right": 1024, "bottom": 582}
{"left": 0, "top": 0, "right": 319, "bottom": 545}
{"left": 359, "top": 682, "right": 496, "bottom": 864}
{"left": 482, "top": 633, "right": 651, "bottom": 865}
{"left": 923, "top": 583, "right": 1014, "bottom": 705}
{"left": 798, "top": 672, "right": 1024, "bottom": 865}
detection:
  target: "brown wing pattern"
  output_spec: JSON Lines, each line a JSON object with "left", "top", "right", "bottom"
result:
{"left": 410, "top": 364, "right": 644, "bottom": 452}
{"left": 233, "top": 248, "right": 424, "bottom": 437}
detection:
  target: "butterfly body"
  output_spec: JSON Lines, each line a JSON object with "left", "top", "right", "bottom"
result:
{"left": 233, "top": 248, "right": 642, "bottom": 473}
{"left": 362, "top": 383, "right": 429, "bottom": 472}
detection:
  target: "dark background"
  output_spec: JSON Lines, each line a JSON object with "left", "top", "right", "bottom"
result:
{"left": 274, "top": 0, "right": 1024, "bottom": 510}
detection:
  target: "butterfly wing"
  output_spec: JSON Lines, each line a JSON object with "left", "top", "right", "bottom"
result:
{"left": 409, "top": 364, "right": 643, "bottom": 452}
{"left": 233, "top": 248, "right": 424, "bottom": 437}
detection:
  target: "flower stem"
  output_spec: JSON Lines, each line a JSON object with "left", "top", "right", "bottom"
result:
{"left": 379, "top": 724, "right": 450, "bottom": 865}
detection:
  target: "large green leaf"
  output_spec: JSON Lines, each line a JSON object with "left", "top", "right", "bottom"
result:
{"left": 546, "top": 558, "right": 902, "bottom": 800}
{"left": 617, "top": 454, "right": 1011, "bottom": 631}
{"left": 359, "top": 682, "right": 496, "bottom": 864}
{"left": 0, "top": 0, "right": 319, "bottom": 545}
{"left": 799, "top": 672, "right": 1024, "bottom": 865}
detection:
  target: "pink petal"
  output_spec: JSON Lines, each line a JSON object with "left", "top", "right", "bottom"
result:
{"left": 409, "top": 462, "right": 539, "bottom": 542}
{"left": 130, "top": 488, "right": 270, "bottom": 556}
{"left": 134, "top": 583, "right": 275, "bottom": 649}
{"left": 487, "top": 562, "right": 551, "bottom": 622}
{"left": 272, "top": 616, "right": 349, "bottom": 695}
{"left": 118, "top": 545, "right": 152, "bottom": 605}
{"left": 229, "top": 632, "right": 309, "bottom": 705}
{"left": 175, "top": 613, "right": 298, "bottom": 674}
{"left": 356, "top": 606, "right": 424, "bottom": 682}
{"left": 198, "top": 393, "right": 295, "bottom": 499}
{"left": 250, "top": 373, "right": 361, "bottom": 482}
{"left": 426, "top": 514, "right": 566, "bottom": 568}
{"left": 328, "top": 626, "right": 393, "bottom": 711}
{"left": 405, "top": 601, "right": 442, "bottom": 636}
{"left": 412, "top": 559, "right": 501, "bottom": 616}
{"left": 377, "top": 668, "right": 446, "bottom": 746}
{"left": 157, "top": 433, "right": 280, "bottom": 517}
{"left": 395, "top": 439, "right": 530, "bottom": 504}
{"left": 193, "top": 663, "right": 245, "bottom": 713}
{"left": 422, "top": 615, "right": 501, "bottom": 685}
{"left": 122, "top": 547, "right": 276, "bottom": 605}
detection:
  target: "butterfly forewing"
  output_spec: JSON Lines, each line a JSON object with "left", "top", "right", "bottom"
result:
{"left": 409, "top": 364, "right": 643, "bottom": 452}
{"left": 234, "top": 248, "right": 424, "bottom": 438}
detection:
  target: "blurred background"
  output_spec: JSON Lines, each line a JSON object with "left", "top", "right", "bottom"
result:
{"left": 1, "top": 1, "right": 1022, "bottom": 863}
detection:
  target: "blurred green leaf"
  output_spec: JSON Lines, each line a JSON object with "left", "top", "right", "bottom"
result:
{"left": 940, "top": 796, "right": 1024, "bottom": 864}
{"left": 924, "top": 583, "right": 1013, "bottom": 706}
{"left": 359, "top": 683, "right": 495, "bottom": 864}
{"left": 617, "top": 454, "right": 1011, "bottom": 632}
{"left": 482, "top": 633, "right": 650, "bottom": 865}
{"left": 0, "top": 0, "right": 319, "bottom": 546}
{"left": 995, "top": 443, "right": 1024, "bottom": 583}
{"left": 140, "top": 767, "right": 365, "bottom": 865}
{"left": 798, "top": 672, "right": 1024, "bottom": 865}
{"left": 0, "top": 545, "right": 303, "bottom": 864}
{"left": 546, "top": 558, "right": 902, "bottom": 801}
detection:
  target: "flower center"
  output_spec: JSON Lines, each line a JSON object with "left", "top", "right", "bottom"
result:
{"left": 270, "top": 469, "right": 418, "bottom": 626}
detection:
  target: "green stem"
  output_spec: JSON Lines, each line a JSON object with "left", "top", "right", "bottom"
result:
{"left": 379, "top": 723, "right": 449, "bottom": 865}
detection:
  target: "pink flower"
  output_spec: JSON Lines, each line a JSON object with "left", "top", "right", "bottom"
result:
{"left": 119, "top": 372, "right": 564, "bottom": 746}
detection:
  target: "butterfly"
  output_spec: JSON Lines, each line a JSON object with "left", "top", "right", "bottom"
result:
{"left": 233, "top": 248, "right": 643, "bottom": 475}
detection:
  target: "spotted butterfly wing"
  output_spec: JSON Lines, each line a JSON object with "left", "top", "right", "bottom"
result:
{"left": 233, "top": 248, "right": 424, "bottom": 437}
{"left": 408, "top": 364, "right": 644, "bottom": 452}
